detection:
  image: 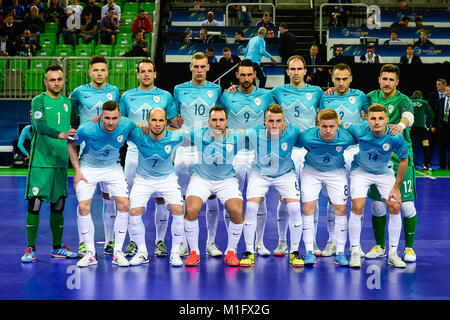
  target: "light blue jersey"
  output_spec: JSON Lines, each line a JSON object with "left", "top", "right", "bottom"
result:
{"left": 69, "top": 83, "right": 120, "bottom": 124}
{"left": 75, "top": 117, "right": 136, "bottom": 168}
{"left": 173, "top": 81, "right": 222, "bottom": 130}
{"left": 18, "top": 124, "right": 32, "bottom": 156}
{"left": 244, "top": 35, "right": 272, "bottom": 64}
{"left": 219, "top": 86, "right": 275, "bottom": 130}
{"left": 245, "top": 124, "right": 302, "bottom": 178}
{"left": 271, "top": 83, "right": 324, "bottom": 131}
{"left": 344, "top": 122, "right": 409, "bottom": 175}
{"left": 187, "top": 128, "right": 244, "bottom": 181}
{"left": 127, "top": 128, "right": 184, "bottom": 179}
{"left": 319, "top": 89, "right": 369, "bottom": 124}
{"left": 299, "top": 127, "right": 357, "bottom": 172}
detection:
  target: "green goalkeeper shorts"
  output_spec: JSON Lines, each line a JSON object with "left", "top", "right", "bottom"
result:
{"left": 25, "top": 167, "right": 68, "bottom": 203}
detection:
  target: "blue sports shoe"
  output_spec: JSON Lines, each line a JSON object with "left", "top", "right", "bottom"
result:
{"left": 50, "top": 245, "right": 78, "bottom": 259}
{"left": 21, "top": 247, "right": 36, "bottom": 263}
{"left": 304, "top": 250, "right": 317, "bottom": 265}
{"left": 334, "top": 252, "right": 349, "bottom": 267}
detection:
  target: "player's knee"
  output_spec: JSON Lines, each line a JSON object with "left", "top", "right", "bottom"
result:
{"left": 27, "top": 197, "right": 42, "bottom": 215}
{"left": 371, "top": 200, "right": 387, "bottom": 217}
{"left": 115, "top": 200, "right": 129, "bottom": 213}
{"left": 78, "top": 201, "right": 91, "bottom": 216}
{"left": 50, "top": 197, "right": 65, "bottom": 214}
{"left": 401, "top": 201, "right": 417, "bottom": 219}
{"left": 386, "top": 200, "right": 401, "bottom": 215}
{"left": 171, "top": 205, "right": 183, "bottom": 216}
{"left": 185, "top": 204, "right": 199, "bottom": 221}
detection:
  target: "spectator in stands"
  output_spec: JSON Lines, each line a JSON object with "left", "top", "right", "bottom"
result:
{"left": 205, "top": 47, "right": 217, "bottom": 64}
{"left": 414, "top": 29, "right": 434, "bottom": 47}
{"left": 198, "top": 27, "right": 207, "bottom": 42}
{"left": 327, "top": 44, "right": 354, "bottom": 80}
{"left": 59, "top": 6, "right": 77, "bottom": 46}
{"left": 100, "top": 7, "right": 119, "bottom": 45}
{"left": 256, "top": 11, "right": 275, "bottom": 31}
{"left": 0, "top": 30, "right": 14, "bottom": 56}
{"left": 431, "top": 84, "right": 450, "bottom": 170}
{"left": 132, "top": 9, "right": 152, "bottom": 36}
{"left": 218, "top": 46, "right": 241, "bottom": 90}
{"left": 359, "top": 43, "right": 383, "bottom": 63}
{"left": 82, "top": 0, "right": 102, "bottom": 24}
{"left": 414, "top": 16, "right": 424, "bottom": 28}
{"left": 233, "top": 4, "right": 252, "bottom": 27}
{"left": 44, "top": 0, "right": 64, "bottom": 23}
{"left": 278, "top": 23, "right": 297, "bottom": 83}
{"left": 428, "top": 78, "right": 447, "bottom": 163}
{"left": 0, "top": 0, "right": 7, "bottom": 21}
{"left": 390, "top": 15, "right": 410, "bottom": 28}
{"left": 384, "top": 29, "right": 403, "bottom": 45}
{"left": 21, "top": 5, "right": 44, "bottom": 36}
{"left": 123, "top": 29, "right": 149, "bottom": 57}
{"left": 80, "top": 11, "right": 98, "bottom": 44}
{"left": 101, "top": 0, "right": 121, "bottom": 20}
{"left": 26, "top": 0, "right": 44, "bottom": 18}
{"left": 66, "top": 0, "right": 83, "bottom": 32}
{"left": 193, "top": 1, "right": 202, "bottom": 10}
{"left": 201, "top": 11, "right": 220, "bottom": 26}
{"left": 304, "top": 43, "right": 326, "bottom": 86}
{"left": 7, "top": 0, "right": 25, "bottom": 20}
{"left": 400, "top": 44, "right": 422, "bottom": 64}
{"left": 17, "top": 29, "right": 39, "bottom": 55}
{"left": 328, "top": 0, "right": 350, "bottom": 28}
{"left": 234, "top": 30, "right": 247, "bottom": 43}
{"left": 183, "top": 31, "right": 191, "bottom": 43}
{"left": 2, "top": 14, "right": 19, "bottom": 49}
{"left": 265, "top": 28, "right": 274, "bottom": 38}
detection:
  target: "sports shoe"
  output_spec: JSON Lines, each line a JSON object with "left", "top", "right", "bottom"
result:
{"left": 388, "top": 251, "right": 406, "bottom": 268}
{"left": 304, "top": 250, "right": 317, "bottom": 265}
{"left": 273, "top": 241, "right": 288, "bottom": 256}
{"left": 78, "top": 242, "right": 86, "bottom": 258}
{"left": 255, "top": 242, "right": 270, "bottom": 256}
{"left": 403, "top": 247, "right": 416, "bottom": 263}
{"left": 104, "top": 240, "right": 115, "bottom": 256}
{"left": 124, "top": 241, "right": 138, "bottom": 257}
{"left": 206, "top": 242, "right": 223, "bottom": 257}
{"left": 129, "top": 251, "right": 149, "bottom": 266}
{"left": 334, "top": 252, "right": 349, "bottom": 267}
{"left": 185, "top": 251, "right": 200, "bottom": 266}
{"left": 179, "top": 240, "right": 189, "bottom": 257}
{"left": 422, "top": 164, "right": 430, "bottom": 171}
{"left": 50, "top": 245, "right": 78, "bottom": 259}
{"left": 349, "top": 249, "right": 361, "bottom": 268}
{"left": 321, "top": 240, "right": 336, "bottom": 257}
{"left": 224, "top": 250, "right": 240, "bottom": 266}
{"left": 350, "top": 245, "right": 365, "bottom": 258}
{"left": 170, "top": 251, "right": 183, "bottom": 267}
{"left": 313, "top": 242, "right": 322, "bottom": 256}
{"left": 77, "top": 252, "right": 97, "bottom": 267}
{"left": 112, "top": 251, "right": 130, "bottom": 267}
{"left": 289, "top": 251, "right": 304, "bottom": 267}
{"left": 21, "top": 247, "right": 36, "bottom": 263}
{"left": 239, "top": 251, "right": 255, "bottom": 267}
{"left": 365, "top": 245, "right": 386, "bottom": 259}
{"left": 154, "top": 240, "right": 168, "bottom": 257}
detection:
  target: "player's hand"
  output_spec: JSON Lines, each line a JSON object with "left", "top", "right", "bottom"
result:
{"left": 431, "top": 126, "right": 436, "bottom": 133}
{"left": 323, "top": 87, "right": 336, "bottom": 96}
{"left": 388, "top": 124, "right": 403, "bottom": 136}
{"left": 24, "top": 155, "right": 30, "bottom": 166}
{"left": 73, "top": 170, "right": 88, "bottom": 190}
{"left": 176, "top": 115, "right": 184, "bottom": 128}
{"left": 141, "top": 125, "right": 150, "bottom": 135}
{"left": 271, "top": 57, "right": 277, "bottom": 64}
{"left": 388, "top": 187, "right": 402, "bottom": 204}
{"left": 225, "top": 84, "right": 239, "bottom": 94}
{"left": 90, "top": 115, "right": 101, "bottom": 123}
{"left": 59, "top": 128, "right": 77, "bottom": 140}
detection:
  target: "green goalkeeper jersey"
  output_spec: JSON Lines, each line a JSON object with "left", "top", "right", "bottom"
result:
{"left": 367, "top": 89, "right": 414, "bottom": 163}
{"left": 410, "top": 94, "right": 434, "bottom": 129}
{"left": 30, "top": 92, "right": 75, "bottom": 168}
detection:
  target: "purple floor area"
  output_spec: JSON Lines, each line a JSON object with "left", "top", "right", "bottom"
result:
{"left": 0, "top": 176, "right": 449, "bottom": 300}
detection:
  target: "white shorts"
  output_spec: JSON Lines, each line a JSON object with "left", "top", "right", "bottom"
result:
{"left": 129, "top": 172, "right": 183, "bottom": 209}
{"left": 246, "top": 170, "right": 300, "bottom": 200}
{"left": 292, "top": 147, "right": 307, "bottom": 180}
{"left": 350, "top": 168, "right": 395, "bottom": 201}
{"left": 232, "top": 149, "right": 255, "bottom": 190}
{"left": 76, "top": 165, "right": 129, "bottom": 202}
{"left": 301, "top": 166, "right": 348, "bottom": 205}
{"left": 124, "top": 157, "right": 138, "bottom": 190}
{"left": 186, "top": 174, "right": 243, "bottom": 204}
{"left": 174, "top": 145, "right": 199, "bottom": 194}
{"left": 344, "top": 145, "right": 359, "bottom": 173}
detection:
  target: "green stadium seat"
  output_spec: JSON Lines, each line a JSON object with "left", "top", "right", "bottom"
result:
{"left": 37, "top": 46, "right": 54, "bottom": 57}
{"left": 145, "top": 32, "right": 152, "bottom": 49}
{"left": 121, "top": 14, "right": 135, "bottom": 25}
{"left": 113, "top": 45, "right": 129, "bottom": 57}
{"left": 75, "top": 47, "right": 93, "bottom": 57}
{"left": 140, "top": 2, "right": 155, "bottom": 13}
{"left": 94, "top": 45, "right": 113, "bottom": 57}
{"left": 39, "top": 33, "right": 57, "bottom": 47}
{"left": 123, "top": 3, "right": 139, "bottom": 15}
{"left": 108, "top": 70, "right": 126, "bottom": 93}
{"left": 116, "top": 33, "right": 133, "bottom": 46}
{"left": 44, "top": 22, "right": 58, "bottom": 33}
{"left": 31, "top": 59, "right": 51, "bottom": 70}
{"left": 70, "top": 59, "right": 89, "bottom": 70}
{"left": 58, "top": 33, "right": 77, "bottom": 45}
{"left": 0, "top": 58, "right": 8, "bottom": 70}
{"left": 110, "top": 59, "right": 129, "bottom": 71}
{"left": 67, "top": 69, "right": 88, "bottom": 93}
{"left": 55, "top": 45, "right": 73, "bottom": 57}
{"left": 9, "top": 59, "right": 28, "bottom": 71}
{"left": 25, "top": 70, "right": 45, "bottom": 95}
{"left": 3, "top": 69, "right": 23, "bottom": 97}
{"left": 127, "top": 70, "right": 139, "bottom": 90}
{"left": 120, "top": 24, "right": 133, "bottom": 34}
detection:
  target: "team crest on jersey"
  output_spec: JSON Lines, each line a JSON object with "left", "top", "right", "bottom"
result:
{"left": 154, "top": 95, "right": 160, "bottom": 103}
{"left": 64, "top": 104, "right": 68, "bottom": 112}
{"left": 32, "top": 187, "right": 39, "bottom": 196}
{"left": 383, "top": 143, "right": 390, "bottom": 151}
{"left": 107, "top": 93, "right": 113, "bottom": 101}
{"left": 306, "top": 93, "right": 312, "bottom": 101}
{"left": 207, "top": 90, "right": 213, "bottom": 98}
{"left": 336, "top": 146, "right": 343, "bottom": 152}
{"left": 255, "top": 97, "right": 261, "bottom": 106}
{"left": 165, "top": 145, "right": 172, "bottom": 154}
{"left": 117, "top": 135, "right": 124, "bottom": 143}
{"left": 388, "top": 105, "right": 394, "bottom": 114}
{"left": 343, "top": 122, "right": 350, "bottom": 129}
{"left": 281, "top": 142, "right": 288, "bottom": 151}
{"left": 226, "top": 144, "right": 234, "bottom": 153}
{"left": 349, "top": 96, "right": 356, "bottom": 104}
{"left": 34, "top": 111, "right": 42, "bottom": 119}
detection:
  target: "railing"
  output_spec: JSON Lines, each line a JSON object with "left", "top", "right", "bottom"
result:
{"left": 212, "top": 62, "right": 240, "bottom": 88}
{"left": 151, "top": 0, "right": 161, "bottom": 61}
{"left": 225, "top": 3, "right": 276, "bottom": 27}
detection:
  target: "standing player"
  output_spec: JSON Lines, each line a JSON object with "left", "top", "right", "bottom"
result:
{"left": 69, "top": 55, "right": 121, "bottom": 257}
{"left": 68, "top": 101, "right": 137, "bottom": 267}
{"left": 240, "top": 104, "right": 304, "bottom": 267}
{"left": 271, "top": 55, "right": 323, "bottom": 256}
{"left": 218, "top": 58, "right": 275, "bottom": 256}
{"left": 126, "top": 108, "right": 185, "bottom": 267}
{"left": 183, "top": 106, "right": 245, "bottom": 267}
{"left": 318, "top": 63, "right": 369, "bottom": 257}
{"left": 344, "top": 104, "right": 409, "bottom": 268}
{"left": 299, "top": 108, "right": 357, "bottom": 266}
{"left": 173, "top": 52, "right": 223, "bottom": 257}
{"left": 120, "top": 58, "right": 181, "bottom": 258}
{"left": 21, "top": 64, "right": 79, "bottom": 263}
{"left": 365, "top": 64, "right": 418, "bottom": 263}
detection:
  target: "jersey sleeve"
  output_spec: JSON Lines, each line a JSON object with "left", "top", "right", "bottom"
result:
{"left": 294, "top": 127, "right": 304, "bottom": 148}
{"left": 31, "top": 94, "right": 60, "bottom": 139}
{"left": 127, "top": 127, "right": 141, "bottom": 145}
{"left": 400, "top": 95, "right": 414, "bottom": 114}
{"left": 318, "top": 93, "right": 325, "bottom": 111}
{"left": 359, "top": 90, "right": 370, "bottom": 115}
{"left": 119, "top": 92, "right": 128, "bottom": 117}
{"left": 69, "top": 88, "right": 80, "bottom": 115}
{"left": 341, "top": 121, "right": 360, "bottom": 140}
{"left": 393, "top": 135, "right": 409, "bottom": 159}
{"left": 165, "top": 92, "right": 179, "bottom": 120}
{"left": 74, "top": 122, "right": 90, "bottom": 145}
{"left": 17, "top": 125, "right": 31, "bottom": 156}
{"left": 173, "top": 86, "right": 181, "bottom": 113}
{"left": 113, "top": 86, "right": 120, "bottom": 103}
{"left": 424, "top": 100, "right": 434, "bottom": 127}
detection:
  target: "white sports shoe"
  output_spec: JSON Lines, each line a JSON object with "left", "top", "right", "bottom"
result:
{"left": 170, "top": 251, "right": 183, "bottom": 267}
{"left": 112, "top": 251, "right": 129, "bottom": 267}
{"left": 350, "top": 245, "right": 365, "bottom": 258}
{"left": 321, "top": 240, "right": 336, "bottom": 257}
{"left": 313, "top": 242, "right": 322, "bottom": 256}
{"left": 403, "top": 248, "right": 416, "bottom": 263}
{"left": 76, "top": 251, "right": 97, "bottom": 268}
{"left": 273, "top": 241, "right": 288, "bottom": 256}
{"left": 255, "top": 242, "right": 270, "bottom": 256}
{"left": 179, "top": 240, "right": 189, "bottom": 257}
{"left": 129, "top": 251, "right": 149, "bottom": 266}
{"left": 365, "top": 245, "right": 386, "bottom": 259}
{"left": 349, "top": 247, "right": 362, "bottom": 268}
{"left": 388, "top": 251, "right": 406, "bottom": 268}
{"left": 206, "top": 242, "right": 223, "bottom": 257}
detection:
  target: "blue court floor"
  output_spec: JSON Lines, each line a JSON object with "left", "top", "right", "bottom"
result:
{"left": 0, "top": 175, "right": 449, "bottom": 300}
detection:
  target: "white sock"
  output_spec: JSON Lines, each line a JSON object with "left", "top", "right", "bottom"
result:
{"left": 277, "top": 200, "right": 289, "bottom": 243}
{"left": 334, "top": 215, "right": 347, "bottom": 253}
{"left": 103, "top": 199, "right": 116, "bottom": 244}
{"left": 129, "top": 215, "right": 147, "bottom": 253}
{"left": 154, "top": 203, "right": 169, "bottom": 244}
{"left": 184, "top": 219, "right": 199, "bottom": 253}
{"left": 287, "top": 202, "right": 302, "bottom": 252}
{"left": 243, "top": 201, "right": 259, "bottom": 253}
{"left": 223, "top": 208, "right": 231, "bottom": 231}
{"left": 114, "top": 211, "right": 129, "bottom": 254}
{"left": 78, "top": 213, "right": 95, "bottom": 254}
{"left": 256, "top": 198, "right": 267, "bottom": 244}
{"left": 206, "top": 198, "right": 219, "bottom": 244}
{"left": 226, "top": 221, "right": 243, "bottom": 253}
{"left": 313, "top": 201, "right": 319, "bottom": 239}
{"left": 388, "top": 213, "right": 402, "bottom": 253}
{"left": 302, "top": 214, "right": 314, "bottom": 252}
{"left": 348, "top": 211, "right": 362, "bottom": 249}
{"left": 327, "top": 201, "right": 336, "bottom": 241}
{"left": 171, "top": 215, "right": 184, "bottom": 254}
{"left": 77, "top": 206, "right": 83, "bottom": 244}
